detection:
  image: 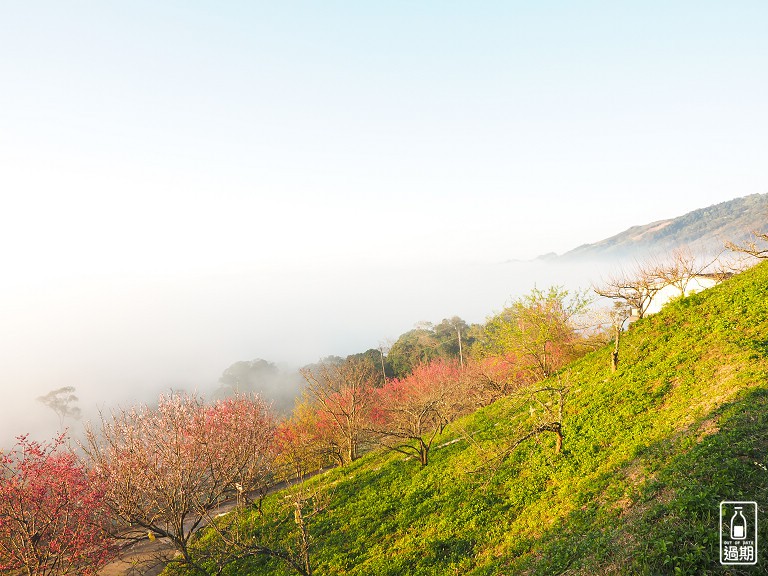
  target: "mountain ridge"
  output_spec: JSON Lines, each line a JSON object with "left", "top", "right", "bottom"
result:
{"left": 543, "top": 192, "right": 768, "bottom": 261}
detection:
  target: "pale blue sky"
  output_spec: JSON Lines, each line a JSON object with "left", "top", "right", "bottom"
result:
{"left": 1, "top": 2, "right": 766, "bottom": 440}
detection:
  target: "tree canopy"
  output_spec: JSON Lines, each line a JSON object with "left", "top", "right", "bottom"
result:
{"left": 473, "top": 286, "right": 592, "bottom": 381}
{"left": 386, "top": 317, "right": 476, "bottom": 378}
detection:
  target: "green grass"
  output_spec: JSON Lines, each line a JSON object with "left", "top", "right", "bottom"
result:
{"left": 173, "top": 261, "right": 768, "bottom": 575}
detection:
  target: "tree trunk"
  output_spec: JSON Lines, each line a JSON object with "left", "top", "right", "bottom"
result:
{"left": 294, "top": 501, "right": 313, "bottom": 576}
{"left": 611, "top": 325, "right": 621, "bottom": 372}
{"left": 346, "top": 432, "right": 360, "bottom": 463}
{"left": 554, "top": 426, "right": 563, "bottom": 454}
{"left": 419, "top": 438, "right": 429, "bottom": 466}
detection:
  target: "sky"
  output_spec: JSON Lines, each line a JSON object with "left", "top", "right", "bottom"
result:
{"left": 1, "top": 1, "right": 767, "bottom": 442}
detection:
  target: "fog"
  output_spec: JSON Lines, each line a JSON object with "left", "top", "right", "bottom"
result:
{"left": 3, "top": 2, "right": 764, "bottom": 451}
{"left": 0, "top": 256, "right": 611, "bottom": 447}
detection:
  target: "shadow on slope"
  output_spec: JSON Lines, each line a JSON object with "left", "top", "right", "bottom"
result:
{"left": 513, "top": 386, "right": 768, "bottom": 576}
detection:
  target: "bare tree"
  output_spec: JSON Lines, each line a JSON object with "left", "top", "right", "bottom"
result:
{"left": 654, "top": 247, "right": 721, "bottom": 294}
{"left": 526, "top": 384, "right": 567, "bottom": 455}
{"left": 474, "top": 380, "right": 569, "bottom": 479}
{"left": 465, "top": 381, "right": 570, "bottom": 484}
{"left": 706, "top": 250, "right": 754, "bottom": 280}
{"left": 197, "top": 480, "right": 329, "bottom": 576}
{"left": 608, "top": 302, "right": 631, "bottom": 372}
{"left": 726, "top": 228, "right": 768, "bottom": 259}
{"left": 594, "top": 260, "right": 666, "bottom": 320}
{"left": 82, "top": 393, "right": 275, "bottom": 575}
{"left": 597, "top": 249, "right": 728, "bottom": 323}
{"left": 299, "top": 357, "right": 378, "bottom": 465}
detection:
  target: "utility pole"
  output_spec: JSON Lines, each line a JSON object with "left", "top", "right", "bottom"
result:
{"left": 378, "top": 344, "right": 388, "bottom": 384}
{"left": 456, "top": 324, "right": 464, "bottom": 370}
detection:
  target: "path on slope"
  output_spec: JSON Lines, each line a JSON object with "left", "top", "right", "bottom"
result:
{"left": 99, "top": 470, "right": 328, "bottom": 576}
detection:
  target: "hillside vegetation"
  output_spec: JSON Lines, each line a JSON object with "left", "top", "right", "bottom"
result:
{"left": 177, "top": 262, "right": 768, "bottom": 575}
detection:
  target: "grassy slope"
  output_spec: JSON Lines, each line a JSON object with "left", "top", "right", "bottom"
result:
{"left": 185, "top": 262, "right": 768, "bottom": 576}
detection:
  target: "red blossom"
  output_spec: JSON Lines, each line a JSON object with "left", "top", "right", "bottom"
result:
{"left": 0, "top": 434, "right": 116, "bottom": 576}
{"left": 82, "top": 393, "right": 275, "bottom": 567}
{"left": 372, "top": 359, "right": 463, "bottom": 467}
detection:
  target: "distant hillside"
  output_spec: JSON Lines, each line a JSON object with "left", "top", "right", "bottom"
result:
{"left": 181, "top": 262, "right": 768, "bottom": 575}
{"left": 556, "top": 193, "right": 768, "bottom": 260}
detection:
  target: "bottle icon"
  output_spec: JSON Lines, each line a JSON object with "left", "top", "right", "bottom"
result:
{"left": 731, "top": 506, "right": 747, "bottom": 540}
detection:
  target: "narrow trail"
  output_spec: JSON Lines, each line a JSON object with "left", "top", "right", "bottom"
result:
{"left": 99, "top": 470, "right": 329, "bottom": 576}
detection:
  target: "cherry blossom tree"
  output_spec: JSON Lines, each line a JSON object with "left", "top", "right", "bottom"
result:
{"left": 275, "top": 402, "right": 335, "bottom": 479}
{"left": 462, "top": 355, "right": 529, "bottom": 406}
{"left": 0, "top": 434, "right": 115, "bottom": 576}
{"left": 82, "top": 393, "right": 275, "bottom": 574}
{"left": 370, "top": 360, "right": 464, "bottom": 467}
{"left": 299, "top": 357, "right": 378, "bottom": 465}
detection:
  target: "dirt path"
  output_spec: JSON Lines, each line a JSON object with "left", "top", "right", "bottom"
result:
{"left": 99, "top": 537, "right": 176, "bottom": 576}
{"left": 98, "top": 470, "right": 329, "bottom": 576}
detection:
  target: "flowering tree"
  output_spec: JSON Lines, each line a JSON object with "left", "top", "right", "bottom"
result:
{"left": 370, "top": 360, "right": 464, "bottom": 467}
{"left": 462, "top": 355, "right": 529, "bottom": 406}
{"left": 477, "top": 286, "right": 591, "bottom": 380}
{"left": 82, "top": 393, "right": 275, "bottom": 574}
{"left": 299, "top": 357, "right": 378, "bottom": 465}
{"left": 275, "top": 402, "right": 336, "bottom": 479}
{"left": 0, "top": 434, "right": 115, "bottom": 576}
